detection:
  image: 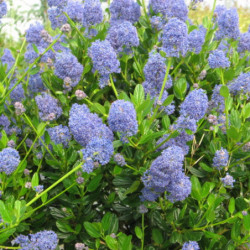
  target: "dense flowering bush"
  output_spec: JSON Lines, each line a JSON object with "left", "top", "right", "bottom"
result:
{"left": 0, "top": 0, "right": 249, "bottom": 249}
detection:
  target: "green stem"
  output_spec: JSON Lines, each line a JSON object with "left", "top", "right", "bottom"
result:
{"left": 0, "top": 246, "right": 20, "bottom": 249}
{"left": 125, "top": 164, "right": 140, "bottom": 173}
{"left": 22, "top": 114, "right": 57, "bottom": 162}
{"left": 1, "top": 38, "right": 26, "bottom": 85}
{"left": 63, "top": 12, "right": 87, "bottom": 42}
{"left": 0, "top": 34, "right": 62, "bottom": 104}
{"left": 220, "top": 68, "right": 225, "bottom": 85}
{"left": 26, "top": 163, "right": 83, "bottom": 207}
{"left": 159, "top": 59, "right": 172, "bottom": 101}
{"left": 109, "top": 75, "right": 118, "bottom": 98}
{"left": 170, "top": 58, "right": 184, "bottom": 77}
{"left": 25, "top": 183, "right": 76, "bottom": 218}
{"left": 141, "top": 213, "right": 145, "bottom": 250}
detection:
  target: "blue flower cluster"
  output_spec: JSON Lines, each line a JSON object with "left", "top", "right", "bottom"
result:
{"left": 114, "top": 153, "right": 126, "bottom": 166}
{"left": 108, "top": 100, "right": 138, "bottom": 142}
{"left": 141, "top": 146, "right": 191, "bottom": 202}
{"left": 216, "top": 8, "right": 240, "bottom": 40}
{"left": 221, "top": 173, "right": 235, "bottom": 187}
{"left": 143, "top": 51, "right": 172, "bottom": 97}
{"left": 238, "top": 32, "right": 250, "bottom": 53}
{"left": 228, "top": 72, "right": 250, "bottom": 96}
{"left": 150, "top": 16, "right": 165, "bottom": 31}
{"left": 208, "top": 84, "right": 225, "bottom": 113}
{"left": 54, "top": 52, "right": 83, "bottom": 90}
{"left": 69, "top": 103, "right": 114, "bottom": 147}
{"left": 0, "top": 147, "right": 20, "bottom": 175}
{"left": 106, "top": 21, "right": 139, "bottom": 54}
{"left": 1, "top": 48, "right": 15, "bottom": 71}
{"left": 148, "top": 0, "right": 188, "bottom": 22}
{"left": 48, "top": 0, "right": 67, "bottom": 8}
{"left": 180, "top": 89, "right": 208, "bottom": 121}
{"left": 65, "top": 0, "right": 84, "bottom": 23}
{"left": 28, "top": 71, "right": 46, "bottom": 95}
{"left": 81, "top": 137, "right": 114, "bottom": 173}
{"left": 208, "top": 49, "right": 230, "bottom": 69}
{"left": 213, "top": 147, "right": 229, "bottom": 170}
{"left": 182, "top": 241, "right": 200, "bottom": 250}
{"left": 157, "top": 115, "right": 197, "bottom": 155}
{"left": 110, "top": 0, "right": 141, "bottom": 24}
{"left": 161, "top": 18, "right": 188, "bottom": 57}
{"left": 35, "top": 93, "right": 62, "bottom": 121}
{"left": 88, "top": 40, "right": 120, "bottom": 88}
{"left": 13, "top": 230, "right": 58, "bottom": 250}
{"left": 82, "top": 0, "right": 103, "bottom": 27}
{"left": 9, "top": 82, "right": 25, "bottom": 103}
{"left": 47, "top": 125, "right": 71, "bottom": 148}
{"left": 188, "top": 26, "right": 206, "bottom": 54}
{"left": 0, "top": 114, "right": 10, "bottom": 134}
{"left": 0, "top": 1, "right": 7, "bottom": 19}
{"left": 48, "top": 6, "right": 67, "bottom": 30}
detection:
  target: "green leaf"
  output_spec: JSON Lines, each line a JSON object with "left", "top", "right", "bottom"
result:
{"left": 135, "top": 226, "right": 142, "bottom": 239}
{"left": 124, "top": 181, "right": 140, "bottom": 195}
{"left": 0, "top": 201, "right": 12, "bottom": 223}
{"left": 0, "top": 228, "right": 16, "bottom": 244}
{"left": 227, "top": 126, "right": 241, "bottom": 141}
{"left": 101, "top": 213, "right": 119, "bottom": 234}
{"left": 37, "top": 122, "right": 46, "bottom": 136}
{"left": 56, "top": 220, "right": 75, "bottom": 233}
{"left": 91, "top": 103, "right": 106, "bottom": 115}
{"left": 105, "top": 235, "right": 118, "bottom": 250}
{"left": 0, "top": 130, "right": 8, "bottom": 148}
{"left": 243, "top": 214, "right": 250, "bottom": 231}
{"left": 201, "top": 182, "right": 215, "bottom": 199}
{"left": 174, "top": 78, "right": 187, "bottom": 100}
{"left": 84, "top": 222, "right": 101, "bottom": 238}
{"left": 138, "top": 131, "right": 164, "bottom": 145}
{"left": 133, "top": 84, "right": 144, "bottom": 106}
{"left": 191, "top": 176, "right": 202, "bottom": 202}
{"left": 118, "top": 233, "right": 132, "bottom": 250}
{"left": 87, "top": 174, "right": 103, "bottom": 192}
{"left": 220, "top": 85, "right": 229, "bottom": 98}
{"left": 152, "top": 228, "right": 163, "bottom": 244}
{"left": 14, "top": 200, "right": 22, "bottom": 221}
{"left": 242, "top": 103, "right": 250, "bottom": 119}
{"left": 231, "top": 218, "right": 241, "bottom": 240}
{"left": 162, "top": 94, "right": 174, "bottom": 107}
{"left": 31, "top": 172, "right": 39, "bottom": 188}
{"left": 228, "top": 198, "right": 235, "bottom": 214}
{"left": 41, "top": 193, "right": 48, "bottom": 204}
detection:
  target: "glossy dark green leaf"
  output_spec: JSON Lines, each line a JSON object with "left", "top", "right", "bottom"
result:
{"left": 83, "top": 222, "right": 101, "bottom": 238}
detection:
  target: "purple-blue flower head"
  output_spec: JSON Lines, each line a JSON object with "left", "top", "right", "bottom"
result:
{"left": 35, "top": 93, "right": 62, "bottom": 121}
{"left": 0, "top": 1, "right": 7, "bottom": 19}
{"left": 0, "top": 147, "right": 20, "bottom": 175}
{"left": 216, "top": 8, "right": 240, "bottom": 40}
{"left": 208, "top": 49, "right": 230, "bottom": 69}
{"left": 161, "top": 18, "right": 188, "bottom": 57}
{"left": 114, "top": 153, "right": 126, "bottom": 166}
{"left": 81, "top": 137, "right": 114, "bottom": 167}
{"left": 238, "top": 32, "right": 250, "bottom": 53}
{"left": 143, "top": 51, "right": 172, "bottom": 93}
{"left": 0, "top": 114, "right": 10, "bottom": 134}
{"left": 9, "top": 82, "right": 25, "bottom": 103}
{"left": 110, "top": 0, "right": 141, "bottom": 24}
{"left": 28, "top": 71, "right": 47, "bottom": 95}
{"left": 107, "top": 21, "right": 139, "bottom": 53}
{"left": 82, "top": 0, "right": 103, "bottom": 27}
{"left": 88, "top": 40, "right": 120, "bottom": 88}
{"left": 148, "top": 0, "right": 168, "bottom": 16}
{"left": 180, "top": 89, "right": 208, "bottom": 121}
{"left": 141, "top": 146, "right": 191, "bottom": 202}
{"left": 108, "top": 100, "right": 138, "bottom": 141}
{"left": 47, "top": 125, "right": 71, "bottom": 148}
{"left": 69, "top": 103, "right": 114, "bottom": 147}
{"left": 188, "top": 26, "right": 206, "bottom": 54}
{"left": 228, "top": 72, "right": 250, "bottom": 96}
{"left": 65, "top": 0, "right": 84, "bottom": 23}
{"left": 48, "top": 0, "right": 67, "bottom": 8}
{"left": 26, "top": 22, "right": 44, "bottom": 45}
{"left": 213, "top": 147, "right": 229, "bottom": 170}
{"left": 1, "top": 49, "right": 15, "bottom": 71}
{"left": 221, "top": 173, "right": 235, "bottom": 187}
{"left": 13, "top": 230, "right": 58, "bottom": 250}
{"left": 150, "top": 16, "right": 165, "bottom": 31}
{"left": 208, "top": 84, "right": 225, "bottom": 113}
{"left": 48, "top": 6, "right": 67, "bottom": 30}
{"left": 54, "top": 52, "right": 83, "bottom": 88}
{"left": 182, "top": 241, "right": 200, "bottom": 250}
